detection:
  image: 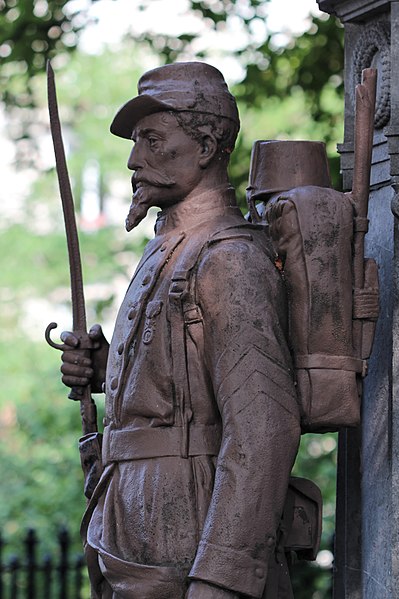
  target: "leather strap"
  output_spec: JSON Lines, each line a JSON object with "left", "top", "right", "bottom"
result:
{"left": 353, "top": 216, "right": 369, "bottom": 233}
{"left": 168, "top": 233, "right": 211, "bottom": 457}
{"left": 295, "top": 353, "right": 365, "bottom": 373}
{"left": 353, "top": 288, "right": 379, "bottom": 320}
{"left": 169, "top": 273, "right": 193, "bottom": 458}
{"left": 102, "top": 424, "right": 221, "bottom": 464}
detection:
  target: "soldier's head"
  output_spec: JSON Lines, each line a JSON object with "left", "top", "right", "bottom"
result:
{"left": 110, "top": 62, "right": 240, "bottom": 230}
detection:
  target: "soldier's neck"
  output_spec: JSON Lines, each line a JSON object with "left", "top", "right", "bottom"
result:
{"left": 155, "top": 183, "right": 239, "bottom": 235}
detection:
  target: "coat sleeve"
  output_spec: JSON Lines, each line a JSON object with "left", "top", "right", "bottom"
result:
{"left": 188, "top": 238, "right": 301, "bottom": 598}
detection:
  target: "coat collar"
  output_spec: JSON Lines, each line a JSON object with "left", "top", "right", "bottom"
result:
{"left": 154, "top": 185, "right": 241, "bottom": 236}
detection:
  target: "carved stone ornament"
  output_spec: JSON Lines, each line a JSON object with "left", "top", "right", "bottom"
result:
{"left": 391, "top": 181, "right": 399, "bottom": 219}
{"left": 351, "top": 22, "right": 390, "bottom": 128}
{"left": 317, "top": 0, "right": 390, "bottom": 22}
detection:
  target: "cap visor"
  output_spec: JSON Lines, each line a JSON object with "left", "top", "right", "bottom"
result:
{"left": 110, "top": 95, "right": 173, "bottom": 139}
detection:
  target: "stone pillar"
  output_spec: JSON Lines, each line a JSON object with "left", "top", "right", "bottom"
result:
{"left": 317, "top": 1, "right": 397, "bottom": 597}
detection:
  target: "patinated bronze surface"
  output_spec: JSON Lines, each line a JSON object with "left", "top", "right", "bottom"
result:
{"left": 248, "top": 137, "right": 378, "bottom": 435}
{"left": 251, "top": 71, "right": 379, "bottom": 436}
{"left": 58, "top": 62, "right": 301, "bottom": 599}
{"left": 51, "top": 61, "right": 382, "bottom": 599}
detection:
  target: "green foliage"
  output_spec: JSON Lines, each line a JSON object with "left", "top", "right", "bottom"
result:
{"left": 0, "top": 332, "right": 88, "bottom": 553}
{"left": 135, "top": 0, "right": 269, "bottom": 62}
{"left": 0, "top": 0, "right": 99, "bottom": 107}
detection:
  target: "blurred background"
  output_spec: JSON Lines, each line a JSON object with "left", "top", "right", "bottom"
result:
{"left": 0, "top": 0, "right": 343, "bottom": 596}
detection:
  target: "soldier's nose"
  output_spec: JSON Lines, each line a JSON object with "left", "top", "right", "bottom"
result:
{"left": 127, "top": 144, "right": 144, "bottom": 171}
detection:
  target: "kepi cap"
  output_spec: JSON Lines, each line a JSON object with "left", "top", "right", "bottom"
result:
{"left": 111, "top": 62, "right": 240, "bottom": 139}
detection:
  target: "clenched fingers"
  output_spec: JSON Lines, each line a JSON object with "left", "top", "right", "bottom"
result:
{"left": 62, "top": 351, "right": 92, "bottom": 368}
{"left": 61, "top": 352, "right": 93, "bottom": 387}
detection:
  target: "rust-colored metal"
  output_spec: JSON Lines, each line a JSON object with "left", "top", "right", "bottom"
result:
{"left": 46, "top": 61, "right": 97, "bottom": 436}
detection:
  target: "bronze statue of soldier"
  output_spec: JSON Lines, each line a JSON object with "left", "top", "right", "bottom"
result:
{"left": 59, "top": 62, "right": 301, "bottom": 599}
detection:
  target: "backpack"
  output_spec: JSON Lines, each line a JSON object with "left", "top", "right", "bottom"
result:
{"left": 266, "top": 185, "right": 379, "bottom": 433}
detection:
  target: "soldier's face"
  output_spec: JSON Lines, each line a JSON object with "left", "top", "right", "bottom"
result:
{"left": 128, "top": 111, "right": 204, "bottom": 208}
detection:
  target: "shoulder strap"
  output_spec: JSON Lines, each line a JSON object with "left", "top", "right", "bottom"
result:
{"left": 168, "top": 224, "right": 257, "bottom": 458}
{"left": 169, "top": 234, "right": 209, "bottom": 458}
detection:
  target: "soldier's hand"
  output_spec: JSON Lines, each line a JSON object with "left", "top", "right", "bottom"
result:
{"left": 186, "top": 581, "right": 240, "bottom": 599}
{"left": 60, "top": 324, "right": 109, "bottom": 394}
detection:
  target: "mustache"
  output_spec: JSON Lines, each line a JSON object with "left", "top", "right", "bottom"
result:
{"left": 126, "top": 172, "right": 176, "bottom": 232}
{"left": 132, "top": 171, "right": 176, "bottom": 191}
{"left": 126, "top": 171, "right": 177, "bottom": 232}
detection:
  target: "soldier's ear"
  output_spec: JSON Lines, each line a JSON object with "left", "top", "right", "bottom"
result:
{"left": 199, "top": 134, "right": 218, "bottom": 168}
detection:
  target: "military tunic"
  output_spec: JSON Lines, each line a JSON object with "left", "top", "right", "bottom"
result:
{"left": 85, "top": 188, "right": 301, "bottom": 599}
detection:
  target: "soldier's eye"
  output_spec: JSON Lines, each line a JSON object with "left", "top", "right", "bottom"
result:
{"left": 148, "top": 137, "right": 159, "bottom": 148}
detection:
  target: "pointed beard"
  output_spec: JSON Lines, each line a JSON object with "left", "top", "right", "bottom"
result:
{"left": 126, "top": 174, "right": 176, "bottom": 232}
{"left": 125, "top": 193, "right": 151, "bottom": 232}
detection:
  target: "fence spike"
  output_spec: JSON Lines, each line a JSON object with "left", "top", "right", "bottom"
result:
{"left": 9, "top": 555, "right": 20, "bottom": 599}
{"left": 43, "top": 554, "right": 52, "bottom": 599}
{"left": 58, "top": 528, "right": 69, "bottom": 599}
{"left": 25, "top": 529, "right": 37, "bottom": 599}
{"left": 74, "top": 555, "right": 85, "bottom": 599}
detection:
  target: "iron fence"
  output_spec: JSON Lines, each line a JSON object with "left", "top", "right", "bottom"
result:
{"left": 0, "top": 527, "right": 333, "bottom": 598}
{"left": 0, "top": 528, "right": 88, "bottom": 599}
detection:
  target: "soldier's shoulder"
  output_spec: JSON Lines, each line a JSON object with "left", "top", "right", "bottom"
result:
{"left": 203, "top": 222, "right": 275, "bottom": 264}
{"left": 175, "top": 214, "right": 277, "bottom": 283}
{"left": 195, "top": 223, "right": 278, "bottom": 284}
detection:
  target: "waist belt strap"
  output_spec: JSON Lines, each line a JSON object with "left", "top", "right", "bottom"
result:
{"left": 295, "top": 353, "right": 365, "bottom": 373}
{"left": 102, "top": 424, "right": 221, "bottom": 465}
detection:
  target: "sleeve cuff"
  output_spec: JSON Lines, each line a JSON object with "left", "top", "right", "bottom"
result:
{"left": 189, "top": 539, "right": 274, "bottom": 598}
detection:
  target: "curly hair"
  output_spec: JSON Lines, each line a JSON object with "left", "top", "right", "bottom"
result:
{"left": 172, "top": 111, "right": 239, "bottom": 162}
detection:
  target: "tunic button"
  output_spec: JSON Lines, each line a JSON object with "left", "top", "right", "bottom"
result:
{"left": 255, "top": 567, "right": 264, "bottom": 579}
{"left": 110, "top": 378, "right": 118, "bottom": 391}
{"left": 128, "top": 308, "right": 136, "bottom": 320}
{"left": 117, "top": 342, "right": 124, "bottom": 355}
{"left": 142, "top": 274, "right": 151, "bottom": 286}
{"left": 160, "top": 243, "right": 167, "bottom": 252}
{"left": 267, "top": 537, "right": 274, "bottom": 547}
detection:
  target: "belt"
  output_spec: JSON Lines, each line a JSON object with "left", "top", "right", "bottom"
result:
{"left": 102, "top": 424, "right": 221, "bottom": 465}
{"left": 295, "top": 353, "right": 365, "bottom": 373}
